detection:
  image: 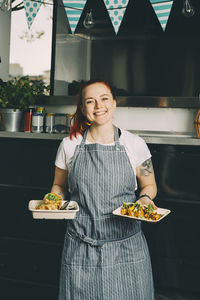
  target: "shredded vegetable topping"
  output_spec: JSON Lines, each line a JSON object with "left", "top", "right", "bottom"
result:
{"left": 121, "top": 202, "right": 162, "bottom": 221}
{"left": 36, "top": 193, "right": 62, "bottom": 210}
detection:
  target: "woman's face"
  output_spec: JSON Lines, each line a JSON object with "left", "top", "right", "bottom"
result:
{"left": 81, "top": 83, "right": 116, "bottom": 126}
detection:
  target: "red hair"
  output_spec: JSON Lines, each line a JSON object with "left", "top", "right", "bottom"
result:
{"left": 69, "top": 80, "right": 115, "bottom": 140}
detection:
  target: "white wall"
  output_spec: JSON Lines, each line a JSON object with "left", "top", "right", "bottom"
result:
{"left": 0, "top": 9, "right": 11, "bottom": 81}
{"left": 45, "top": 105, "right": 197, "bottom": 136}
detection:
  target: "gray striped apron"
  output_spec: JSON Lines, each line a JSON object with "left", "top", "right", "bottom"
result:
{"left": 58, "top": 126, "right": 154, "bottom": 300}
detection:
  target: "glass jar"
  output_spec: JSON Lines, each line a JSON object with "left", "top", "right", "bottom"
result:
{"left": 53, "top": 113, "right": 68, "bottom": 133}
{"left": 45, "top": 113, "right": 55, "bottom": 133}
{"left": 31, "top": 112, "right": 44, "bottom": 133}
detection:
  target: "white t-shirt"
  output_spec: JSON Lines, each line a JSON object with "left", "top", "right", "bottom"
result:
{"left": 55, "top": 129, "right": 151, "bottom": 190}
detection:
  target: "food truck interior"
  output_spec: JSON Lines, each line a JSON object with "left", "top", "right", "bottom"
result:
{"left": 1, "top": 0, "right": 200, "bottom": 299}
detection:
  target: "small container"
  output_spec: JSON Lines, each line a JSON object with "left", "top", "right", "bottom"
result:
{"left": 24, "top": 106, "right": 35, "bottom": 132}
{"left": 36, "top": 107, "right": 46, "bottom": 115}
{"left": 45, "top": 113, "right": 55, "bottom": 133}
{"left": 31, "top": 112, "right": 44, "bottom": 133}
{"left": 54, "top": 113, "right": 68, "bottom": 133}
{"left": 28, "top": 200, "right": 79, "bottom": 219}
{"left": 66, "top": 113, "right": 73, "bottom": 131}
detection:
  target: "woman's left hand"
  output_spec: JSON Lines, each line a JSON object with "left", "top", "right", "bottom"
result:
{"left": 137, "top": 196, "right": 157, "bottom": 210}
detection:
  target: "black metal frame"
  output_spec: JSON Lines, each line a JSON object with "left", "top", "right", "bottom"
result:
{"left": 50, "top": 0, "right": 58, "bottom": 95}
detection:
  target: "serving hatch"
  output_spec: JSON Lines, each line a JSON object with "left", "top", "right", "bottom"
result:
{"left": 28, "top": 200, "right": 79, "bottom": 219}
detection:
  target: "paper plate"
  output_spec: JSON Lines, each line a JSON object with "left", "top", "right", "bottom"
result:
{"left": 112, "top": 206, "right": 171, "bottom": 223}
{"left": 28, "top": 200, "right": 79, "bottom": 219}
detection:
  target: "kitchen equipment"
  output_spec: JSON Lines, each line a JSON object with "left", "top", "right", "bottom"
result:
{"left": 1, "top": 108, "right": 23, "bottom": 132}
{"left": 45, "top": 113, "right": 55, "bottom": 133}
{"left": 54, "top": 113, "right": 68, "bottom": 133}
{"left": 31, "top": 112, "right": 44, "bottom": 133}
{"left": 24, "top": 106, "right": 35, "bottom": 132}
{"left": 60, "top": 200, "right": 70, "bottom": 210}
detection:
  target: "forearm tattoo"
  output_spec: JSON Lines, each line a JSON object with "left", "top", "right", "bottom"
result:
{"left": 139, "top": 158, "right": 153, "bottom": 176}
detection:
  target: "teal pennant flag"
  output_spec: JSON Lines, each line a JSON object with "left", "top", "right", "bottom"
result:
{"left": 103, "top": 0, "right": 130, "bottom": 34}
{"left": 62, "top": 0, "right": 87, "bottom": 34}
{"left": 23, "top": 0, "right": 42, "bottom": 29}
{"left": 149, "top": 0, "right": 174, "bottom": 30}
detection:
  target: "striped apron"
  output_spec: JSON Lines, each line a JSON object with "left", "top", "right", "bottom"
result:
{"left": 58, "top": 126, "right": 154, "bottom": 300}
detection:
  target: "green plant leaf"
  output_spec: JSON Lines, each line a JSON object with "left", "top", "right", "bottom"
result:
{"left": 0, "top": 76, "right": 49, "bottom": 110}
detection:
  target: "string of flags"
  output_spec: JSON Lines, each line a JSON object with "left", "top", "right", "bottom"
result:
{"left": 20, "top": 0, "right": 174, "bottom": 33}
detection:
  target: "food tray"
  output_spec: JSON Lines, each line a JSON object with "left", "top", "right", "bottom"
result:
{"left": 112, "top": 206, "right": 171, "bottom": 223}
{"left": 28, "top": 200, "right": 79, "bottom": 219}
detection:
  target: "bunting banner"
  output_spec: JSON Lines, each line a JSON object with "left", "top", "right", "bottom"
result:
{"left": 23, "top": 0, "right": 42, "bottom": 29}
{"left": 62, "top": 0, "right": 87, "bottom": 34}
{"left": 149, "top": 0, "right": 174, "bottom": 30}
{"left": 103, "top": 0, "right": 129, "bottom": 34}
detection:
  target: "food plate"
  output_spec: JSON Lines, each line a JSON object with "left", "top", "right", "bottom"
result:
{"left": 28, "top": 200, "right": 79, "bottom": 219}
{"left": 112, "top": 206, "right": 171, "bottom": 223}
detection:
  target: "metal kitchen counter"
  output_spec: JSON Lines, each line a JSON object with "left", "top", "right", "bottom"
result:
{"left": 0, "top": 130, "right": 200, "bottom": 146}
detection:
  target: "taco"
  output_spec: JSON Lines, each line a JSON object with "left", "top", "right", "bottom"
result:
{"left": 36, "top": 192, "right": 62, "bottom": 210}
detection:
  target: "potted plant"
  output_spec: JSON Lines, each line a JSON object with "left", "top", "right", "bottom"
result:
{"left": 0, "top": 76, "right": 49, "bottom": 132}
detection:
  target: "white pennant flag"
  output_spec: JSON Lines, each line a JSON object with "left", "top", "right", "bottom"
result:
{"left": 103, "top": 0, "right": 129, "bottom": 34}
{"left": 62, "top": 0, "right": 87, "bottom": 34}
{"left": 150, "top": 0, "right": 174, "bottom": 30}
{"left": 23, "top": 0, "right": 42, "bottom": 29}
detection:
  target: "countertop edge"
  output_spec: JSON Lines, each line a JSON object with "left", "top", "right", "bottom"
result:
{"left": 1, "top": 131, "right": 200, "bottom": 146}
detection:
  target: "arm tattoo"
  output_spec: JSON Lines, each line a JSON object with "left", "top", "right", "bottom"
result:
{"left": 139, "top": 158, "right": 153, "bottom": 176}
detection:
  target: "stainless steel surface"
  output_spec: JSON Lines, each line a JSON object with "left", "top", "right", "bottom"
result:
{"left": 0, "top": 109, "right": 23, "bottom": 132}
{"left": 40, "top": 95, "right": 200, "bottom": 108}
{"left": 60, "top": 200, "right": 70, "bottom": 210}
{"left": 116, "top": 96, "right": 200, "bottom": 108}
{"left": 0, "top": 131, "right": 200, "bottom": 146}
{"left": 130, "top": 130, "right": 195, "bottom": 138}
{"left": 54, "top": 33, "right": 91, "bottom": 96}
{"left": 54, "top": 0, "right": 200, "bottom": 102}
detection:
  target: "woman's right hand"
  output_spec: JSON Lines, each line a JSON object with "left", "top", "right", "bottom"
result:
{"left": 50, "top": 167, "right": 68, "bottom": 200}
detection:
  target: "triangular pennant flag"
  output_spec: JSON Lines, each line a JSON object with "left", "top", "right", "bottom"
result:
{"left": 103, "top": 0, "right": 129, "bottom": 34}
{"left": 62, "top": 0, "right": 87, "bottom": 34}
{"left": 23, "top": 0, "right": 42, "bottom": 29}
{"left": 150, "top": 0, "right": 174, "bottom": 30}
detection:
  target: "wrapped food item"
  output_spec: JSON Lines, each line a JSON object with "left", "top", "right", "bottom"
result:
{"left": 36, "top": 192, "right": 62, "bottom": 210}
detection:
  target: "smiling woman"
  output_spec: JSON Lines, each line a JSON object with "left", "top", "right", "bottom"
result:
{"left": 48, "top": 79, "right": 157, "bottom": 300}
{"left": 80, "top": 81, "right": 117, "bottom": 143}
{"left": 69, "top": 80, "right": 116, "bottom": 140}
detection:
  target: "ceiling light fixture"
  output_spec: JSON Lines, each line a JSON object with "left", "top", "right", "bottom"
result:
{"left": 182, "top": 0, "right": 195, "bottom": 17}
{"left": 83, "top": 9, "right": 95, "bottom": 29}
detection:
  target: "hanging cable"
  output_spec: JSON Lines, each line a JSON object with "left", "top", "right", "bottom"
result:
{"left": 20, "top": 0, "right": 127, "bottom": 11}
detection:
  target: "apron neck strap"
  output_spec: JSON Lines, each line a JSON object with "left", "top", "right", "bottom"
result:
{"left": 113, "top": 125, "right": 120, "bottom": 150}
{"left": 80, "top": 125, "right": 120, "bottom": 150}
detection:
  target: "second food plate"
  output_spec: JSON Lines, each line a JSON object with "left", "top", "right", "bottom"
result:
{"left": 112, "top": 206, "right": 171, "bottom": 223}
